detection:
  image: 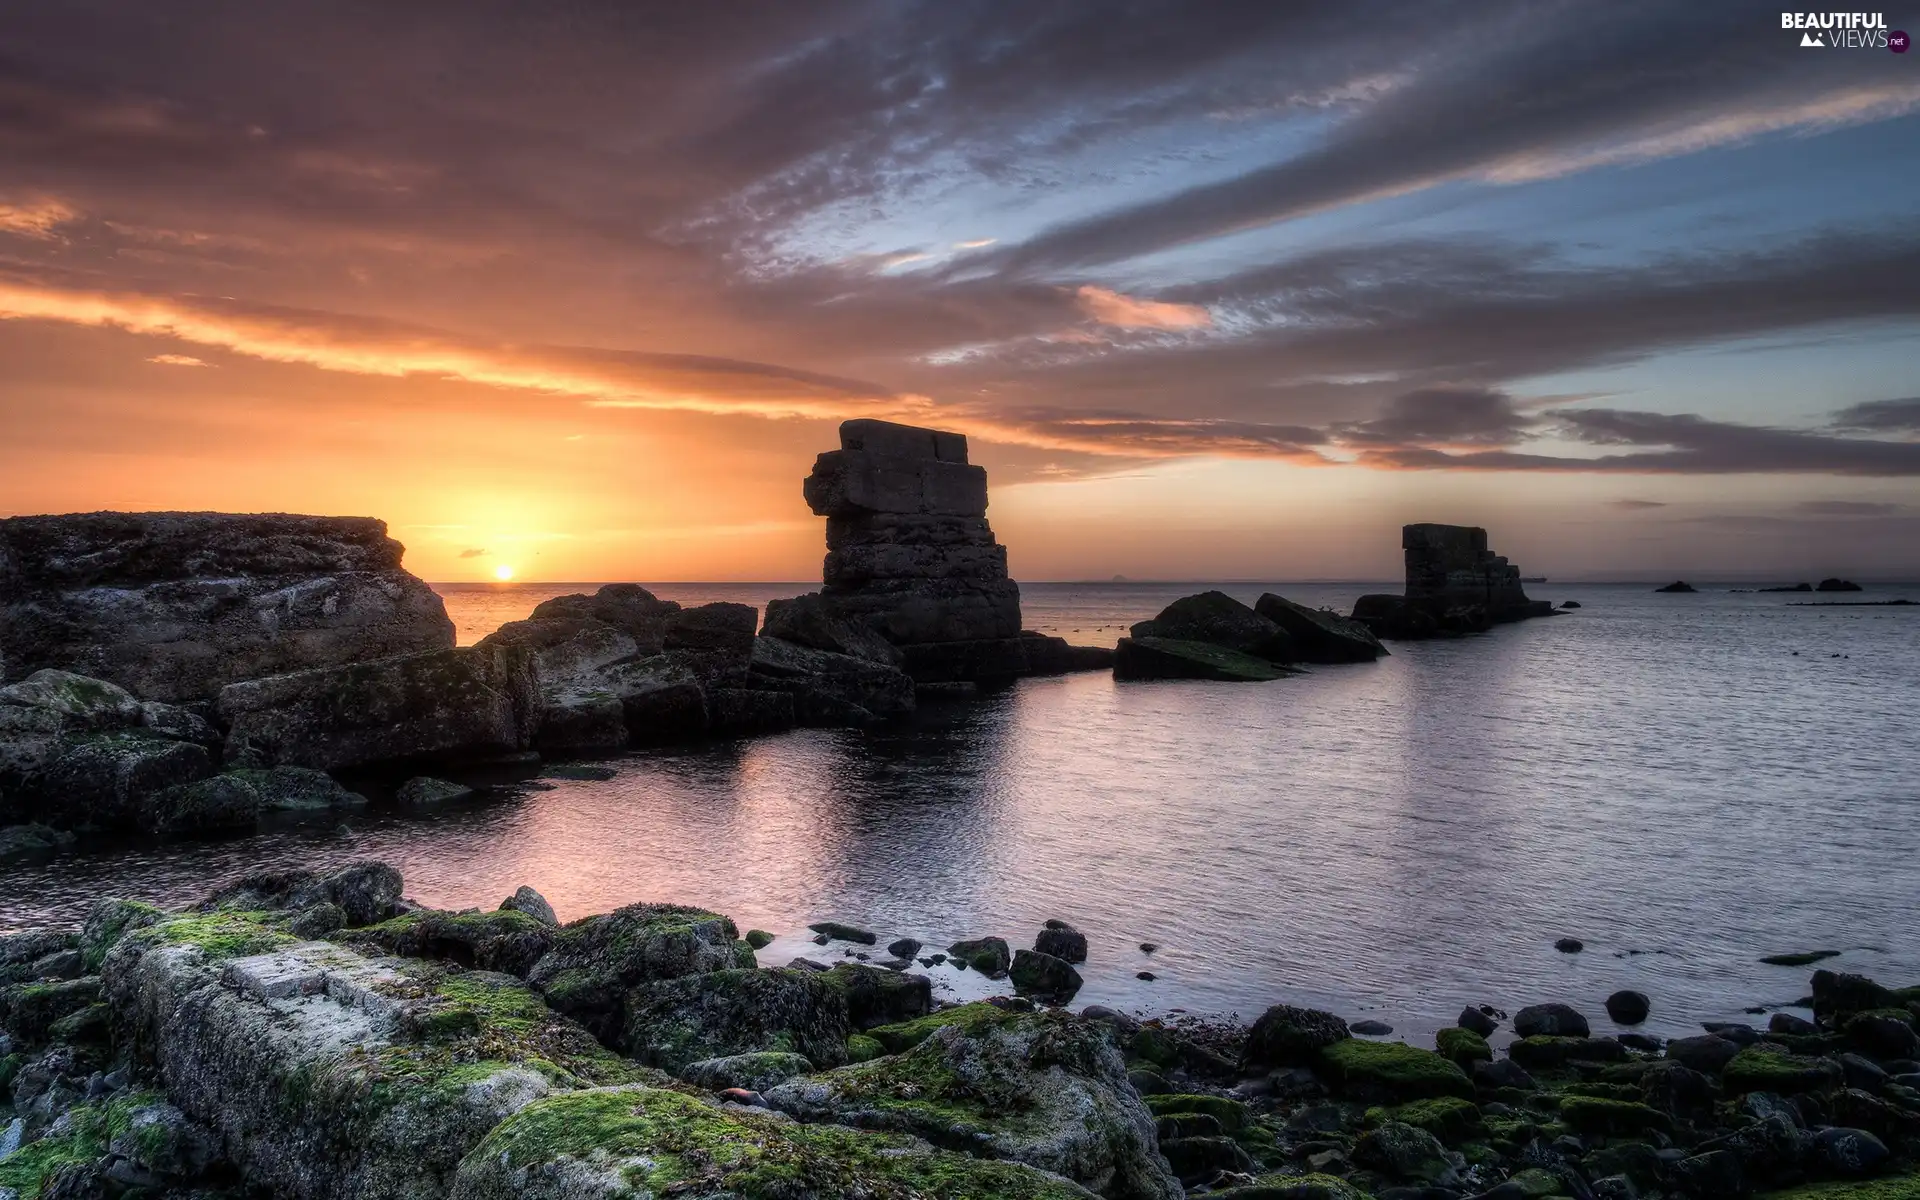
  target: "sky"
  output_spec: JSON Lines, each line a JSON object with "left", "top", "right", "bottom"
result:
{"left": 3, "top": 1, "right": 1919, "bottom": 582}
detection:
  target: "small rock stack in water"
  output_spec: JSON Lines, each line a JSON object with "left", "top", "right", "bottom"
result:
{"left": 775, "top": 420, "right": 1097, "bottom": 683}
{"left": 1352, "top": 523, "right": 1555, "bottom": 639}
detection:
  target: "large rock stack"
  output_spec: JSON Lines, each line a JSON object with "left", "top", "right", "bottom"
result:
{"left": 0, "top": 512, "right": 454, "bottom": 702}
{"left": 1351, "top": 523, "right": 1554, "bottom": 639}
{"left": 774, "top": 420, "right": 1104, "bottom": 683}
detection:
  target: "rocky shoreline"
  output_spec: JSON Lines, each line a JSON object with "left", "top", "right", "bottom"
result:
{"left": 1, "top": 865, "right": 1916, "bottom": 1199}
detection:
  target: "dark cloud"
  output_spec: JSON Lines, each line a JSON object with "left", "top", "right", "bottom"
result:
{"left": 1358, "top": 409, "right": 1920, "bottom": 475}
{"left": 1609, "top": 499, "right": 1668, "bottom": 510}
{"left": 1332, "top": 386, "right": 1532, "bottom": 447}
{"left": 1831, "top": 397, "right": 1920, "bottom": 433}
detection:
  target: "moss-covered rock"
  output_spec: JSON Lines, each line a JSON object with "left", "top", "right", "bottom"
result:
{"left": 1373, "top": 1096, "right": 1482, "bottom": 1143}
{"left": 1010, "top": 948, "right": 1083, "bottom": 1004}
{"left": 1723, "top": 1048, "right": 1844, "bottom": 1094}
{"left": 1507, "top": 1035, "right": 1627, "bottom": 1069}
{"left": 0, "top": 976, "right": 102, "bottom": 1043}
{"left": 100, "top": 909, "right": 656, "bottom": 1200}
{"left": 744, "top": 929, "right": 775, "bottom": 950}
{"left": 1352, "top": 1120, "right": 1456, "bottom": 1186}
{"left": 1208, "top": 1174, "right": 1374, "bottom": 1200}
{"left": 339, "top": 908, "right": 555, "bottom": 977}
{"left": 620, "top": 968, "right": 854, "bottom": 1071}
{"left": 0, "top": 1089, "right": 171, "bottom": 1199}
{"left": 1142, "top": 1094, "right": 1252, "bottom": 1133}
{"left": 1435, "top": 1027, "right": 1491, "bottom": 1067}
{"left": 1245, "top": 1004, "right": 1351, "bottom": 1068}
{"left": 1557, "top": 1095, "right": 1670, "bottom": 1135}
{"left": 525, "top": 902, "right": 748, "bottom": 1043}
{"left": 1758, "top": 1181, "right": 1920, "bottom": 1199}
{"left": 1113, "top": 636, "right": 1292, "bottom": 682}
{"left": 448, "top": 1084, "right": 1102, "bottom": 1199}
{"left": 947, "top": 936, "right": 1011, "bottom": 977}
{"left": 825, "top": 961, "right": 932, "bottom": 1030}
{"left": 1316, "top": 1039, "right": 1472, "bottom": 1102}
{"left": 678, "top": 1050, "right": 816, "bottom": 1093}
{"left": 866, "top": 1001, "right": 1013, "bottom": 1054}
{"left": 764, "top": 1005, "right": 1181, "bottom": 1200}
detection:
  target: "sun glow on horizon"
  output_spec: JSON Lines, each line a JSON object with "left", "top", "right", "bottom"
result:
{"left": 493, "top": 563, "right": 515, "bottom": 581}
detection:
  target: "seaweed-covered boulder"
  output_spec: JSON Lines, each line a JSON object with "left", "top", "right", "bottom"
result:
{"left": 448, "top": 1084, "right": 1101, "bottom": 1199}
{"left": 1112, "top": 637, "right": 1291, "bottom": 683}
{"left": 199, "top": 860, "right": 403, "bottom": 928}
{"left": 1722, "top": 1048, "right": 1844, "bottom": 1094}
{"left": 218, "top": 644, "right": 539, "bottom": 771}
{"left": 619, "top": 968, "right": 854, "bottom": 1071}
{"left": 678, "top": 1050, "right": 816, "bottom": 1093}
{"left": 4, "top": 730, "right": 213, "bottom": 832}
{"left": 0, "top": 975, "right": 102, "bottom": 1043}
{"left": 1253, "top": 595, "right": 1387, "bottom": 663}
{"left": 764, "top": 1004, "right": 1181, "bottom": 1200}
{"left": 1034, "top": 920, "right": 1089, "bottom": 964}
{"left": 748, "top": 636, "right": 916, "bottom": 723}
{"left": 499, "top": 886, "right": 559, "bottom": 928}
{"left": 1812, "top": 970, "right": 1904, "bottom": 1024}
{"left": 948, "top": 936, "right": 1012, "bottom": 978}
{"left": 1665, "top": 1033, "right": 1743, "bottom": 1075}
{"left": 828, "top": 962, "right": 932, "bottom": 1030}
{"left": 525, "top": 904, "right": 751, "bottom": 1044}
{"left": 0, "top": 670, "right": 143, "bottom": 727}
{"left": 1245, "top": 1004, "right": 1351, "bottom": 1068}
{"left": 337, "top": 909, "right": 556, "bottom": 977}
{"left": 98, "top": 910, "right": 658, "bottom": 1200}
{"left": 1513, "top": 1002, "right": 1590, "bottom": 1039}
{"left": 1129, "top": 593, "right": 1292, "bottom": 662}
{"left": 1352, "top": 1119, "right": 1457, "bottom": 1187}
{"left": 146, "top": 759, "right": 364, "bottom": 832}
{"left": 1315, "top": 1040, "right": 1473, "bottom": 1102}
{"left": 1011, "top": 949, "right": 1084, "bottom": 1005}
{"left": 0, "top": 512, "right": 455, "bottom": 703}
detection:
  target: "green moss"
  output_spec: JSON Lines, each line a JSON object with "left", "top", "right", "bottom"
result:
{"left": 137, "top": 910, "right": 297, "bottom": 962}
{"left": 1378, "top": 1096, "right": 1482, "bottom": 1142}
{"left": 1143, "top": 1093, "right": 1252, "bottom": 1132}
{"left": 465, "top": 1085, "right": 1095, "bottom": 1198}
{"left": 745, "top": 929, "right": 775, "bottom": 950}
{"left": 846, "top": 1034, "right": 886, "bottom": 1063}
{"left": 866, "top": 1002, "right": 1009, "bottom": 1054}
{"left": 1558, "top": 1095, "right": 1669, "bottom": 1135}
{"left": 1559, "top": 1081, "right": 1643, "bottom": 1101}
{"left": 1435, "top": 1027, "right": 1491, "bottom": 1066}
{"left": 1317, "top": 1038, "right": 1473, "bottom": 1101}
{"left": 47, "top": 1001, "right": 111, "bottom": 1043}
{"left": 1210, "top": 1172, "right": 1374, "bottom": 1199}
{"left": 1128, "top": 1024, "right": 1180, "bottom": 1067}
{"left": 1759, "top": 1179, "right": 1920, "bottom": 1199}
{"left": 0, "top": 1092, "right": 156, "bottom": 1199}
{"left": 1723, "top": 1048, "right": 1842, "bottom": 1094}
{"left": 1760, "top": 951, "right": 1841, "bottom": 967}
{"left": 80, "top": 898, "right": 163, "bottom": 969}
{"left": 0, "top": 1051, "right": 21, "bottom": 1091}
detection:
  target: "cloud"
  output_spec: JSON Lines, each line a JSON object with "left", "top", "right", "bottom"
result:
{"left": 1356, "top": 408, "right": 1920, "bottom": 475}
{"left": 458, "top": 547, "right": 488, "bottom": 558}
{"left": 1609, "top": 499, "right": 1668, "bottom": 509}
{"left": 145, "top": 353, "right": 208, "bottom": 366}
{"left": 1074, "top": 285, "right": 1212, "bottom": 330}
{"left": 0, "top": 199, "right": 78, "bottom": 240}
{"left": 1797, "top": 500, "right": 1900, "bottom": 515}
{"left": 1332, "top": 386, "right": 1532, "bottom": 447}
{"left": 1831, "top": 397, "right": 1920, "bottom": 433}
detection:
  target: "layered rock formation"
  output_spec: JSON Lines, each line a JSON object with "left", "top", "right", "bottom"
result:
{"left": 1352, "top": 524, "right": 1554, "bottom": 639}
{"left": 0, "top": 512, "right": 453, "bottom": 702}
{"left": 775, "top": 420, "right": 1109, "bottom": 683}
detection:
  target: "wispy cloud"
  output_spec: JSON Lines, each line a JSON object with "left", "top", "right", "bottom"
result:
{"left": 1075, "top": 285, "right": 1212, "bottom": 330}
{"left": 146, "top": 353, "right": 208, "bottom": 367}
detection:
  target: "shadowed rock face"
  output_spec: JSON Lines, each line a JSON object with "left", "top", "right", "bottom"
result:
{"left": 0, "top": 512, "right": 453, "bottom": 702}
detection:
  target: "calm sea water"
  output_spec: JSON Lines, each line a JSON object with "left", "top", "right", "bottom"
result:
{"left": 4, "top": 580, "right": 1917, "bottom": 1044}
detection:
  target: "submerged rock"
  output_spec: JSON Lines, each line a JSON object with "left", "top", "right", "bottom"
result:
{"left": 1655, "top": 580, "right": 1698, "bottom": 593}
{"left": 764, "top": 1003, "right": 1182, "bottom": 1200}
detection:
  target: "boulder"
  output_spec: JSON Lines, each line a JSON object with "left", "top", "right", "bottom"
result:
{"left": 524, "top": 903, "right": 751, "bottom": 1043}
{"left": 395, "top": 776, "right": 475, "bottom": 807}
{"left": 198, "top": 860, "right": 403, "bottom": 928}
{"left": 948, "top": 936, "right": 1012, "bottom": 977}
{"left": 1664, "top": 1034, "right": 1743, "bottom": 1075}
{"left": 1253, "top": 594, "right": 1387, "bottom": 663}
{"left": 99, "top": 909, "right": 655, "bottom": 1200}
{"left": 749, "top": 636, "right": 916, "bottom": 722}
{"left": 764, "top": 1004, "right": 1182, "bottom": 1200}
{"left": 1035, "top": 920, "right": 1089, "bottom": 964}
{"left": 1021, "top": 632, "right": 1116, "bottom": 675}
{"left": 142, "top": 766, "right": 366, "bottom": 834}
{"left": 1654, "top": 581, "right": 1698, "bottom": 593}
{"left": 448, "top": 1084, "right": 1101, "bottom": 1200}
{"left": 499, "top": 886, "right": 558, "bottom": 927}
{"left": 1245, "top": 1004, "right": 1351, "bottom": 1068}
{"left": 1352, "top": 1120, "right": 1457, "bottom": 1187}
{"left": 1009, "top": 949, "right": 1084, "bottom": 1004}
{"left": 677, "top": 1050, "right": 817, "bottom": 1093}
{"left": 0, "top": 670, "right": 142, "bottom": 727}
{"left": 1112, "top": 637, "right": 1291, "bottom": 682}
{"left": 1513, "top": 1002, "right": 1590, "bottom": 1039}
{"left": 1816, "top": 578, "right": 1864, "bottom": 592}
{"left": 0, "top": 512, "right": 454, "bottom": 703}
{"left": 1315, "top": 1040, "right": 1472, "bottom": 1102}
{"left": 0, "top": 822, "right": 74, "bottom": 861}
{"left": 219, "top": 644, "right": 538, "bottom": 771}
{"left": 1129, "top": 592, "right": 1292, "bottom": 661}
{"left": 336, "top": 908, "right": 556, "bottom": 977}
{"left": 760, "top": 592, "right": 904, "bottom": 665}
{"left": 618, "top": 967, "right": 856, "bottom": 1071}
{"left": 5, "top": 732, "right": 214, "bottom": 832}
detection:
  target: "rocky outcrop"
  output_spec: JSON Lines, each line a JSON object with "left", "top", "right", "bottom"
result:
{"left": 776, "top": 420, "right": 1105, "bottom": 685}
{"left": 1352, "top": 524, "right": 1555, "bottom": 639}
{"left": 1254, "top": 594, "right": 1387, "bottom": 663}
{"left": 218, "top": 644, "right": 539, "bottom": 771}
{"left": 0, "top": 512, "right": 453, "bottom": 703}
{"left": 1112, "top": 593, "right": 1299, "bottom": 682}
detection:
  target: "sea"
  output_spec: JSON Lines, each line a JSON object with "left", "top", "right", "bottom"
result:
{"left": 4, "top": 579, "right": 1916, "bottom": 1044}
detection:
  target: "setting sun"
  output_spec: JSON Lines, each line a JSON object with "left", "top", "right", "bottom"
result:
{"left": 493, "top": 564, "right": 514, "bottom": 581}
